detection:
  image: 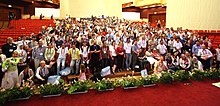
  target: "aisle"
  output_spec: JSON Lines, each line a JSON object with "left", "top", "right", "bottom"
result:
{"left": 6, "top": 80, "right": 220, "bottom": 106}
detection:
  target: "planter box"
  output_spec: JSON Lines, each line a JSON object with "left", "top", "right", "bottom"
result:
{"left": 71, "top": 90, "right": 88, "bottom": 94}
{"left": 42, "top": 94, "right": 62, "bottom": 98}
{"left": 9, "top": 96, "right": 31, "bottom": 101}
{"left": 143, "top": 84, "right": 156, "bottom": 87}
{"left": 98, "top": 88, "right": 114, "bottom": 92}
{"left": 123, "top": 86, "right": 138, "bottom": 89}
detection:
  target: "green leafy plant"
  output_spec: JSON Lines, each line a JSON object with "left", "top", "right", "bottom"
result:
{"left": 191, "top": 69, "right": 206, "bottom": 81}
{"left": 159, "top": 71, "right": 173, "bottom": 84}
{"left": 38, "top": 80, "right": 64, "bottom": 96}
{"left": 95, "top": 79, "right": 114, "bottom": 91}
{"left": 67, "top": 80, "right": 91, "bottom": 94}
{"left": 174, "top": 70, "right": 191, "bottom": 82}
{"left": 7, "top": 87, "right": 34, "bottom": 100}
{"left": 120, "top": 76, "right": 141, "bottom": 87}
{"left": 0, "top": 89, "right": 8, "bottom": 105}
{"left": 205, "top": 69, "right": 220, "bottom": 80}
{"left": 141, "top": 74, "right": 158, "bottom": 85}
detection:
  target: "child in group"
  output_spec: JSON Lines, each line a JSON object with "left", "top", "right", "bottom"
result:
{"left": 79, "top": 64, "right": 86, "bottom": 81}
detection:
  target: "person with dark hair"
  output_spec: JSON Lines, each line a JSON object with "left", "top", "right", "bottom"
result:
{"left": 100, "top": 40, "right": 110, "bottom": 68}
{"left": 2, "top": 37, "right": 17, "bottom": 58}
{"left": 18, "top": 65, "right": 34, "bottom": 87}
{"left": 131, "top": 40, "right": 139, "bottom": 70}
{"left": 89, "top": 40, "right": 101, "bottom": 74}
{"left": 124, "top": 38, "right": 132, "bottom": 70}
{"left": 192, "top": 40, "right": 201, "bottom": 56}
{"left": 116, "top": 41, "right": 125, "bottom": 72}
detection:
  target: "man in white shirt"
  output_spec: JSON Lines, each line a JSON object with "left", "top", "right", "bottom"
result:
{"left": 57, "top": 44, "right": 68, "bottom": 74}
{"left": 173, "top": 38, "right": 183, "bottom": 53}
{"left": 197, "top": 44, "right": 213, "bottom": 70}
{"left": 215, "top": 44, "right": 220, "bottom": 69}
{"left": 157, "top": 40, "right": 167, "bottom": 56}
{"left": 138, "top": 36, "right": 147, "bottom": 49}
{"left": 35, "top": 61, "right": 54, "bottom": 84}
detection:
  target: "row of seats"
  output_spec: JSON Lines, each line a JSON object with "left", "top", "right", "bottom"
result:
{"left": 0, "top": 19, "right": 55, "bottom": 47}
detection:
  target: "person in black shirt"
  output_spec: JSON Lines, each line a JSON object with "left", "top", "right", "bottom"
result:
{"left": 72, "top": 36, "right": 80, "bottom": 49}
{"left": 1, "top": 37, "right": 17, "bottom": 58}
{"left": 55, "top": 36, "right": 63, "bottom": 49}
{"left": 89, "top": 40, "right": 101, "bottom": 74}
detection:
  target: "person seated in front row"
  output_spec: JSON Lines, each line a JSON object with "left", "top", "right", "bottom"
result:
{"left": 18, "top": 65, "right": 34, "bottom": 87}
{"left": 179, "top": 54, "right": 191, "bottom": 71}
{"left": 35, "top": 60, "right": 55, "bottom": 84}
{"left": 191, "top": 56, "right": 203, "bottom": 70}
{"left": 154, "top": 56, "right": 168, "bottom": 74}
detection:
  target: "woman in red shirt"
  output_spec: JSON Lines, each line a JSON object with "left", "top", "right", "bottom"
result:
{"left": 116, "top": 41, "right": 125, "bottom": 72}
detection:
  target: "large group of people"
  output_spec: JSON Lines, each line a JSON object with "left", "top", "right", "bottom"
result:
{"left": 0, "top": 16, "right": 218, "bottom": 89}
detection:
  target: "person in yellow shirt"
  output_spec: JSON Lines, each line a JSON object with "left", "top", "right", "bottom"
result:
{"left": 68, "top": 44, "right": 80, "bottom": 75}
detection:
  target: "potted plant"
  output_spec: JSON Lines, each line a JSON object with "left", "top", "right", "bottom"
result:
{"left": 0, "top": 89, "right": 8, "bottom": 105}
{"left": 67, "top": 80, "right": 91, "bottom": 94}
{"left": 141, "top": 74, "right": 158, "bottom": 87}
{"left": 95, "top": 79, "right": 114, "bottom": 91}
{"left": 191, "top": 69, "right": 206, "bottom": 81}
{"left": 7, "top": 86, "right": 34, "bottom": 101}
{"left": 159, "top": 71, "right": 173, "bottom": 84}
{"left": 173, "top": 70, "right": 191, "bottom": 82}
{"left": 120, "top": 75, "right": 141, "bottom": 89}
{"left": 39, "top": 80, "right": 65, "bottom": 97}
{"left": 205, "top": 69, "right": 220, "bottom": 80}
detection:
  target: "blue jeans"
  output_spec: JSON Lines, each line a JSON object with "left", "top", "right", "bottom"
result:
{"left": 57, "top": 57, "right": 66, "bottom": 75}
{"left": 70, "top": 59, "right": 80, "bottom": 74}
{"left": 126, "top": 53, "right": 132, "bottom": 68}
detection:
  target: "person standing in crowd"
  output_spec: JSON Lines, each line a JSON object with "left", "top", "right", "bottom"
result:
{"left": 168, "top": 37, "right": 175, "bottom": 54}
{"left": 44, "top": 43, "right": 55, "bottom": 64}
{"left": 2, "top": 37, "right": 17, "bottom": 58}
{"left": 124, "top": 38, "right": 132, "bottom": 70}
{"left": 131, "top": 40, "right": 139, "bottom": 70}
{"left": 68, "top": 44, "right": 80, "bottom": 75}
{"left": 215, "top": 44, "right": 220, "bottom": 69}
{"left": 28, "top": 36, "right": 38, "bottom": 48}
{"left": 173, "top": 38, "right": 183, "bottom": 54}
{"left": 192, "top": 40, "right": 201, "bottom": 56}
{"left": 1, "top": 51, "right": 20, "bottom": 89}
{"left": 55, "top": 36, "right": 63, "bottom": 49}
{"left": 57, "top": 44, "right": 68, "bottom": 74}
{"left": 207, "top": 43, "right": 215, "bottom": 67}
{"left": 32, "top": 40, "right": 46, "bottom": 71}
{"left": 89, "top": 40, "right": 101, "bottom": 74}
{"left": 100, "top": 40, "right": 110, "bottom": 68}
{"left": 116, "top": 41, "right": 125, "bottom": 72}
{"left": 80, "top": 41, "right": 90, "bottom": 67}
{"left": 197, "top": 44, "right": 213, "bottom": 70}
{"left": 157, "top": 40, "right": 167, "bottom": 56}
{"left": 0, "top": 49, "right": 6, "bottom": 86}
{"left": 109, "top": 41, "right": 117, "bottom": 73}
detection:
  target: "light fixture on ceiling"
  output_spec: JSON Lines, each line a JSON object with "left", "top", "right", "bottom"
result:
{"left": 154, "top": 12, "right": 157, "bottom": 14}
{"left": 8, "top": 5, "right": 12, "bottom": 8}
